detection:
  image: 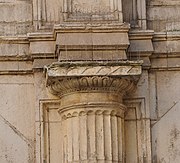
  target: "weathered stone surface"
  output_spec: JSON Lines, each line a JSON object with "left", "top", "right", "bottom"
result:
{"left": 46, "top": 61, "right": 142, "bottom": 77}
{"left": 156, "top": 71, "right": 180, "bottom": 118}
{"left": 0, "top": 43, "right": 29, "bottom": 57}
{"left": 0, "top": 0, "right": 179, "bottom": 162}
{"left": 30, "top": 41, "right": 55, "bottom": 56}
{"left": 152, "top": 102, "right": 180, "bottom": 163}
{"left": 45, "top": 60, "right": 142, "bottom": 162}
{"left": 55, "top": 23, "right": 130, "bottom": 61}
{"left": 147, "top": 2, "right": 180, "bottom": 32}
{"left": 0, "top": 75, "right": 35, "bottom": 162}
{"left": 0, "top": 1, "right": 33, "bottom": 36}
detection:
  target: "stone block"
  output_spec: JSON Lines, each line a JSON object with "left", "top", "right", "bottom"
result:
{"left": 151, "top": 102, "right": 180, "bottom": 163}
{"left": 0, "top": 61, "right": 32, "bottom": 72}
{"left": 167, "top": 58, "right": 180, "bottom": 68}
{"left": 57, "top": 32, "right": 129, "bottom": 49}
{"left": 0, "top": 2, "right": 32, "bottom": 22}
{"left": 0, "top": 43, "right": 29, "bottom": 56}
{"left": 92, "top": 51, "right": 104, "bottom": 60}
{"left": 147, "top": 6, "right": 180, "bottom": 31}
{"left": 57, "top": 33, "right": 92, "bottom": 46}
{"left": 0, "top": 115, "right": 34, "bottom": 162}
{"left": 60, "top": 51, "right": 84, "bottom": 61}
{"left": 151, "top": 58, "right": 168, "bottom": 69}
{"left": 92, "top": 33, "right": 129, "bottom": 47}
{"left": 0, "top": 1, "right": 32, "bottom": 35}
{"left": 0, "top": 75, "right": 34, "bottom": 84}
{"left": 129, "top": 40, "right": 153, "bottom": 53}
{"left": 30, "top": 41, "right": 55, "bottom": 55}
{"left": 147, "top": 6, "right": 180, "bottom": 21}
{"left": 0, "top": 75, "right": 35, "bottom": 162}
{"left": 33, "top": 58, "right": 57, "bottom": 69}
{"left": 0, "top": 22, "right": 33, "bottom": 36}
{"left": 59, "top": 51, "right": 93, "bottom": 61}
{"left": 0, "top": 82, "right": 35, "bottom": 140}
{"left": 93, "top": 50, "right": 127, "bottom": 60}
{"left": 156, "top": 71, "right": 180, "bottom": 118}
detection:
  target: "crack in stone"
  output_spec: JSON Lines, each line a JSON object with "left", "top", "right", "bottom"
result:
{"left": 0, "top": 113, "right": 33, "bottom": 147}
{"left": 151, "top": 99, "right": 180, "bottom": 127}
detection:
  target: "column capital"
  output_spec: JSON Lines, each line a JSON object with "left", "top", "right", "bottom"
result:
{"left": 45, "top": 61, "right": 142, "bottom": 97}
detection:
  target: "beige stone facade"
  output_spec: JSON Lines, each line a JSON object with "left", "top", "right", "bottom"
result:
{"left": 0, "top": 0, "right": 180, "bottom": 163}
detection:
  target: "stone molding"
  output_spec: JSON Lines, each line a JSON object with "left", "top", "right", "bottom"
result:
{"left": 153, "top": 31, "right": 180, "bottom": 41}
{"left": 46, "top": 61, "right": 142, "bottom": 76}
{"left": 128, "top": 30, "right": 154, "bottom": 69}
{"left": 124, "top": 98, "right": 152, "bottom": 162}
{"left": 46, "top": 61, "right": 142, "bottom": 97}
{"left": 47, "top": 76, "right": 136, "bottom": 97}
{"left": 59, "top": 102, "right": 127, "bottom": 120}
{"left": 38, "top": 100, "right": 61, "bottom": 163}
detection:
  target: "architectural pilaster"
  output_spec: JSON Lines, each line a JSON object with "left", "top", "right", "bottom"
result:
{"left": 45, "top": 61, "right": 142, "bottom": 162}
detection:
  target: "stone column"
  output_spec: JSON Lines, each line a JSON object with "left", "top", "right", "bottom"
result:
{"left": 46, "top": 61, "right": 142, "bottom": 163}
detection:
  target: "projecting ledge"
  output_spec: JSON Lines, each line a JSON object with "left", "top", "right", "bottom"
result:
{"left": 46, "top": 60, "right": 142, "bottom": 78}
{"left": 45, "top": 60, "right": 143, "bottom": 97}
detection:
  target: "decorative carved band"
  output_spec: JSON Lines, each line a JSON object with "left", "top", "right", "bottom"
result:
{"left": 59, "top": 102, "right": 127, "bottom": 120}
{"left": 46, "top": 61, "right": 142, "bottom": 77}
{"left": 48, "top": 76, "right": 136, "bottom": 97}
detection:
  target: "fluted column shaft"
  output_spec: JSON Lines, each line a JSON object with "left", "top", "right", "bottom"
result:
{"left": 59, "top": 91, "right": 126, "bottom": 163}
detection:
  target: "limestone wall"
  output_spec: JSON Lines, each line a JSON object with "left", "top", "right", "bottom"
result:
{"left": 0, "top": 0, "right": 179, "bottom": 163}
{"left": 0, "top": 75, "right": 35, "bottom": 162}
{"left": 0, "top": 0, "right": 33, "bottom": 36}
{"left": 147, "top": 0, "right": 180, "bottom": 32}
{"left": 149, "top": 71, "right": 180, "bottom": 162}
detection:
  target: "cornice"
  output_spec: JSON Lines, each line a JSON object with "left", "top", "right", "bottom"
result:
{"left": 0, "top": 35, "right": 29, "bottom": 44}
{"left": 0, "top": 56, "right": 32, "bottom": 61}
{"left": 129, "top": 30, "right": 154, "bottom": 40}
{"left": 153, "top": 32, "right": 180, "bottom": 41}
{"left": 27, "top": 32, "right": 55, "bottom": 42}
{"left": 54, "top": 23, "right": 130, "bottom": 33}
{"left": 0, "top": 70, "right": 33, "bottom": 75}
{"left": 147, "top": 0, "right": 180, "bottom": 6}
